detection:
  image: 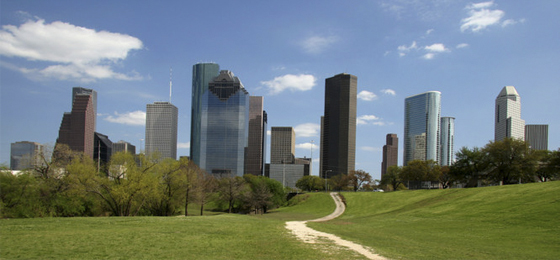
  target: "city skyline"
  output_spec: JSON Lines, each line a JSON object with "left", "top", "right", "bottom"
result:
{"left": 1, "top": 1, "right": 559, "bottom": 179}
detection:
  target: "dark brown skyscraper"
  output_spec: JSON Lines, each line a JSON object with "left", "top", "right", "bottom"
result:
{"left": 381, "top": 133, "right": 398, "bottom": 177}
{"left": 245, "top": 96, "right": 267, "bottom": 176}
{"left": 56, "top": 89, "right": 96, "bottom": 158}
{"left": 320, "top": 73, "right": 357, "bottom": 179}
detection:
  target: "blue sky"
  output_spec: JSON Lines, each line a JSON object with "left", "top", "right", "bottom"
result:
{"left": 1, "top": 0, "right": 559, "bottom": 179}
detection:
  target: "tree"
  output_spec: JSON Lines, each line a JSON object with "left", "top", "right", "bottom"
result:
{"left": 449, "top": 147, "right": 489, "bottom": 187}
{"left": 217, "top": 176, "right": 249, "bottom": 213}
{"left": 484, "top": 138, "right": 534, "bottom": 185}
{"left": 243, "top": 175, "right": 272, "bottom": 214}
{"left": 0, "top": 171, "right": 41, "bottom": 218}
{"left": 295, "top": 175, "right": 324, "bottom": 191}
{"left": 196, "top": 170, "right": 217, "bottom": 216}
{"left": 439, "top": 166, "right": 452, "bottom": 189}
{"left": 329, "top": 173, "right": 350, "bottom": 191}
{"left": 70, "top": 151, "right": 158, "bottom": 216}
{"left": 380, "top": 165, "right": 403, "bottom": 191}
{"left": 348, "top": 170, "right": 372, "bottom": 192}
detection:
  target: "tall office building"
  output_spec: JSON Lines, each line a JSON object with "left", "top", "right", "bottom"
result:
{"left": 271, "top": 127, "right": 295, "bottom": 164}
{"left": 94, "top": 132, "right": 112, "bottom": 166}
{"left": 404, "top": 91, "right": 441, "bottom": 166}
{"left": 320, "top": 73, "right": 357, "bottom": 179}
{"left": 57, "top": 89, "right": 96, "bottom": 158}
{"left": 440, "top": 117, "right": 455, "bottom": 166}
{"left": 495, "top": 86, "right": 525, "bottom": 142}
{"left": 525, "top": 124, "right": 548, "bottom": 150}
{"left": 245, "top": 96, "right": 267, "bottom": 176}
{"left": 199, "top": 70, "right": 249, "bottom": 177}
{"left": 112, "top": 140, "right": 136, "bottom": 155}
{"left": 10, "top": 141, "right": 43, "bottom": 170}
{"left": 190, "top": 63, "right": 220, "bottom": 166}
{"left": 381, "top": 134, "right": 398, "bottom": 177}
{"left": 269, "top": 127, "right": 309, "bottom": 188}
{"left": 145, "top": 102, "right": 178, "bottom": 159}
{"left": 72, "top": 87, "right": 97, "bottom": 129}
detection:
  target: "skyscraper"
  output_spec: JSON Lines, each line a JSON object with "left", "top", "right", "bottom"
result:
{"left": 72, "top": 87, "right": 97, "bottom": 129}
{"left": 320, "top": 73, "right": 357, "bottom": 178}
{"left": 145, "top": 101, "right": 178, "bottom": 159}
{"left": 381, "top": 134, "right": 398, "bottom": 177}
{"left": 271, "top": 127, "right": 295, "bottom": 164}
{"left": 495, "top": 86, "right": 525, "bottom": 142}
{"left": 57, "top": 88, "right": 96, "bottom": 158}
{"left": 440, "top": 117, "right": 455, "bottom": 166}
{"left": 245, "top": 96, "right": 267, "bottom": 176}
{"left": 525, "top": 124, "right": 548, "bottom": 150}
{"left": 94, "top": 132, "right": 112, "bottom": 167}
{"left": 199, "top": 70, "right": 249, "bottom": 177}
{"left": 190, "top": 63, "right": 220, "bottom": 166}
{"left": 10, "top": 141, "right": 43, "bottom": 170}
{"left": 404, "top": 91, "right": 441, "bottom": 166}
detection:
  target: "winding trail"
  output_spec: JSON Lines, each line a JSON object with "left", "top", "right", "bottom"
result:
{"left": 285, "top": 192, "right": 387, "bottom": 260}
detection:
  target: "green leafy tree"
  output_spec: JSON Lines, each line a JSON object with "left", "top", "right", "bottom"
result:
{"left": 0, "top": 171, "right": 41, "bottom": 218}
{"left": 380, "top": 165, "right": 403, "bottom": 191}
{"left": 295, "top": 175, "right": 324, "bottom": 191}
{"left": 348, "top": 170, "right": 372, "bottom": 192}
{"left": 329, "top": 173, "right": 350, "bottom": 191}
{"left": 439, "top": 166, "right": 452, "bottom": 189}
{"left": 449, "top": 147, "right": 489, "bottom": 187}
{"left": 70, "top": 151, "right": 159, "bottom": 216}
{"left": 484, "top": 138, "right": 535, "bottom": 185}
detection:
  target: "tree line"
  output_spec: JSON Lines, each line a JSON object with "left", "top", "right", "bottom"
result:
{"left": 295, "top": 169, "right": 376, "bottom": 192}
{"left": 380, "top": 138, "right": 560, "bottom": 191}
{"left": 0, "top": 144, "right": 286, "bottom": 218}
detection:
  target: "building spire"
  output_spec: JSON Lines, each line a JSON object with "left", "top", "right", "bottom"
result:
{"left": 169, "top": 67, "right": 173, "bottom": 103}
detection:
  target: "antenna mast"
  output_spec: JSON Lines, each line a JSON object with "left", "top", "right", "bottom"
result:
{"left": 169, "top": 67, "right": 173, "bottom": 103}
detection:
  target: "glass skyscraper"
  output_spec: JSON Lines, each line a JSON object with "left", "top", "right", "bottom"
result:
{"left": 199, "top": 70, "right": 249, "bottom": 177}
{"left": 495, "top": 86, "right": 525, "bottom": 142}
{"left": 404, "top": 91, "right": 441, "bottom": 166}
{"left": 145, "top": 102, "right": 178, "bottom": 159}
{"left": 439, "top": 117, "right": 455, "bottom": 166}
{"left": 190, "top": 63, "right": 220, "bottom": 166}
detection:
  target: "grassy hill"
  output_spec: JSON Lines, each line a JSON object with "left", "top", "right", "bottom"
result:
{"left": 308, "top": 181, "right": 560, "bottom": 260}
{"left": 2, "top": 183, "right": 559, "bottom": 259}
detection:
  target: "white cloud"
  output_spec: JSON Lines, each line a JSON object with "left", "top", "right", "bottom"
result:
{"left": 0, "top": 18, "right": 143, "bottom": 82}
{"left": 300, "top": 35, "right": 338, "bottom": 54}
{"left": 261, "top": 74, "right": 316, "bottom": 95}
{"left": 177, "top": 142, "right": 190, "bottom": 149}
{"left": 357, "top": 115, "right": 380, "bottom": 125}
{"left": 357, "top": 90, "right": 377, "bottom": 101}
{"left": 426, "top": 29, "right": 434, "bottom": 35}
{"left": 397, "top": 41, "right": 418, "bottom": 56}
{"left": 425, "top": 43, "right": 448, "bottom": 52}
{"left": 461, "top": 1, "right": 505, "bottom": 32}
{"left": 295, "top": 142, "right": 319, "bottom": 150}
{"left": 104, "top": 111, "right": 145, "bottom": 126}
{"left": 294, "top": 123, "right": 320, "bottom": 137}
{"left": 456, "top": 43, "right": 469, "bottom": 49}
{"left": 422, "top": 53, "right": 436, "bottom": 60}
{"left": 381, "top": 89, "right": 396, "bottom": 96}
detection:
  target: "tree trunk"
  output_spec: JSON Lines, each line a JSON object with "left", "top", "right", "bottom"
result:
{"left": 184, "top": 187, "right": 190, "bottom": 217}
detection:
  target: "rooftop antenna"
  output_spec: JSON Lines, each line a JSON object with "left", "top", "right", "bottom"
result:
{"left": 169, "top": 67, "right": 173, "bottom": 103}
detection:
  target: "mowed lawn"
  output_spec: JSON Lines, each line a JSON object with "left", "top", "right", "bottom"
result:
{"left": 308, "top": 181, "right": 560, "bottom": 260}
{"left": 1, "top": 193, "right": 369, "bottom": 260}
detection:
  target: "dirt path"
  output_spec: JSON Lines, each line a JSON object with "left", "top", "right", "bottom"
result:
{"left": 285, "top": 192, "right": 387, "bottom": 260}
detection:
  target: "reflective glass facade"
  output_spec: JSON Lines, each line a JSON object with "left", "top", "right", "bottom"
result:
{"left": 439, "top": 117, "right": 455, "bottom": 166}
{"left": 190, "top": 63, "right": 220, "bottom": 166}
{"left": 404, "top": 91, "right": 441, "bottom": 166}
{"left": 200, "top": 70, "right": 249, "bottom": 177}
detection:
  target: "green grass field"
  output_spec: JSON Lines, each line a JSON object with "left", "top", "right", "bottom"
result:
{"left": 2, "top": 183, "right": 559, "bottom": 259}
{"left": 308, "top": 181, "right": 560, "bottom": 259}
